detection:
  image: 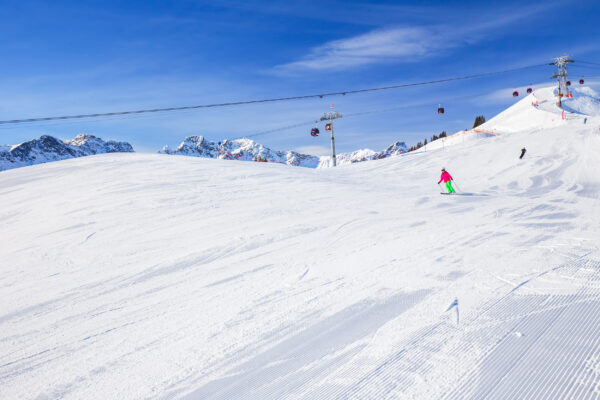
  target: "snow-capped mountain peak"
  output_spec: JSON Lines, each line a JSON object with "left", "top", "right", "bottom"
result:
{"left": 161, "top": 135, "right": 408, "bottom": 168}
{"left": 0, "top": 134, "right": 134, "bottom": 171}
{"left": 160, "top": 135, "right": 321, "bottom": 167}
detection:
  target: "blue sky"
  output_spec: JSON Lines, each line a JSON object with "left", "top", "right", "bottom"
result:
{"left": 1, "top": 0, "right": 600, "bottom": 154}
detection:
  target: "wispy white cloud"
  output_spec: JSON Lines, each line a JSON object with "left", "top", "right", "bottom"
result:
{"left": 273, "top": 2, "right": 559, "bottom": 74}
{"left": 274, "top": 26, "right": 447, "bottom": 73}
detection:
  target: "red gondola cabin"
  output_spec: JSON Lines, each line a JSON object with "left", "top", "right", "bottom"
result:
{"left": 527, "top": 87, "right": 533, "bottom": 94}
{"left": 310, "top": 128, "right": 319, "bottom": 137}
{"left": 579, "top": 78, "right": 585, "bottom": 84}
{"left": 513, "top": 91, "right": 519, "bottom": 97}
{"left": 566, "top": 81, "right": 571, "bottom": 86}
{"left": 437, "top": 106, "right": 445, "bottom": 114}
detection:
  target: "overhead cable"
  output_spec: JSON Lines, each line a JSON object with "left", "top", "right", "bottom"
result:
{"left": 238, "top": 91, "right": 494, "bottom": 140}
{"left": 0, "top": 63, "right": 547, "bottom": 126}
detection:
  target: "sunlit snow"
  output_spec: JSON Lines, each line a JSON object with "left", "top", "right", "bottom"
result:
{"left": 1, "top": 87, "right": 600, "bottom": 399}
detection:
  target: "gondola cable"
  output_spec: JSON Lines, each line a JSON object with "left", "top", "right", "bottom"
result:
{"left": 0, "top": 63, "right": 548, "bottom": 126}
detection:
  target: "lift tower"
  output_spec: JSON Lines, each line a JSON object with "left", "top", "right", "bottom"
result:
{"left": 320, "top": 108, "right": 342, "bottom": 167}
{"left": 550, "top": 56, "right": 574, "bottom": 107}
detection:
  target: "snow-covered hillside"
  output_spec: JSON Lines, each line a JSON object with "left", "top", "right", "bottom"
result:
{"left": 1, "top": 87, "right": 600, "bottom": 399}
{"left": 417, "top": 85, "right": 598, "bottom": 154}
{"left": 0, "top": 134, "right": 134, "bottom": 171}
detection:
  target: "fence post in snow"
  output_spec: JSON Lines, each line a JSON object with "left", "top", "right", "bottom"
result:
{"left": 456, "top": 302, "right": 459, "bottom": 325}
{"left": 446, "top": 298, "right": 459, "bottom": 326}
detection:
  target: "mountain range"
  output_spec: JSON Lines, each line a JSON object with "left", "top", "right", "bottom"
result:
{"left": 0, "top": 134, "right": 134, "bottom": 171}
{"left": 160, "top": 135, "right": 408, "bottom": 168}
{"left": 1, "top": 133, "right": 408, "bottom": 171}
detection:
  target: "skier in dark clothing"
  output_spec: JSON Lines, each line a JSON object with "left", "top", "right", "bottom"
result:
{"left": 519, "top": 147, "right": 526, "bottom": 159}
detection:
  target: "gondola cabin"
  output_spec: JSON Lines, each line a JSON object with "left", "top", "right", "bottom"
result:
{"left": 437, "top": 105, "right": 445, "bottom": 114}
{"left": 526, "top": 87, "right": 533, "bottom": 94}
{"left": 310, "top": 127, "right": 319, "bottom": 137}
{"left": 513, "top": 91, "right": 519, "bottom": 97}
{"left": 579, "top": 78, "right": 585, "bottom": 84}
{"left": 566, "top": 81, "right": 571, "bottom": 86}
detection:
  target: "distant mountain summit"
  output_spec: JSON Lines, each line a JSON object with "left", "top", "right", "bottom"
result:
{"left": 318, "top": 141, "right": 408, "bottom": 167}
{"left": 160, "top": 135, "right": 408, "bottom": 168}
{"left": 382, "top": 141, "right": 409, "bottom": 155}
{"left": 159, "top": 136, "right": 320, "bottom": 167}
{"left": 0, "top": 134, "right": 134, "bottom": 171}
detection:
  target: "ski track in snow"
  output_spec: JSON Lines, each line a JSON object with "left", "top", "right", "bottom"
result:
{"left": 1, "top": 88, "right": 600, "bottom": 399}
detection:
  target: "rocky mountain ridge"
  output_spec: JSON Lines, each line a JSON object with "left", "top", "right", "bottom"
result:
{"left": 161, "top": 135, "right": 408, "bottom": 168}
{"left": 0, "top": 134, "right": 134, "bottom": 171}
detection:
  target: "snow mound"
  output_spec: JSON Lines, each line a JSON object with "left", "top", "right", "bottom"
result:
{"left": 482, "top": 86, "right": 599, "bottom": 133}
{"left": 481, "top": 87, "right": 564, "bottom": 133}
{"left": 415, "top": 85, "right": 599, "bottom": 154}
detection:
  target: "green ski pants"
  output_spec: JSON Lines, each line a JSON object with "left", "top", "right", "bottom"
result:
{"left": 445, "top": 181, "right": 456, "bottom": 193}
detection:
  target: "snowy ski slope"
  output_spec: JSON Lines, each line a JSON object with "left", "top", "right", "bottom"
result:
{"left": 420, "top": 86, "right": 596, "bottom": 153}
{"left": 1, "top": 87, "right": 600, "bottom": 399}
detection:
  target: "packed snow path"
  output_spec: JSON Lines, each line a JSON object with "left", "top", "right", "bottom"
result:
{"left": 2, "top": 91, "right": 600, "bottom": 398}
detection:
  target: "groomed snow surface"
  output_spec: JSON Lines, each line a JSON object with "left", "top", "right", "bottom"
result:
{"left": 2, "top": 88, "right": 600, "bottom": 399}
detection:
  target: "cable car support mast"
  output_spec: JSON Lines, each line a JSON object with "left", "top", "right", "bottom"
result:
{"left": 320, "top": 107, "right": 342, "bottom": 167}
{"left": 551, "top": 56, "right": 574, "bottom": 107}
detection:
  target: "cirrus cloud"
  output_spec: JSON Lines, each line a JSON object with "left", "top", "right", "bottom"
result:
{"left": 274, "top": 26, "right": 447, "bottom": 72}
{"left": 273, "top": 2, "right": 560, "bottom": 74}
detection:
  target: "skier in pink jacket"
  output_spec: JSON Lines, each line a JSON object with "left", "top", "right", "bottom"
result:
{"left": 438, "top": 168, "right": 456, "bottom": 193}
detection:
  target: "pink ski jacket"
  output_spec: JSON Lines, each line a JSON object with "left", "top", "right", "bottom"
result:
{"left": 438, "top": 171, "right": 453, "bottom": 183}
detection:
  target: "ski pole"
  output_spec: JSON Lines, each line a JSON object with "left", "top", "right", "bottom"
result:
{"left": 453, "top": 180, "right": 462, "bottom": 193}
